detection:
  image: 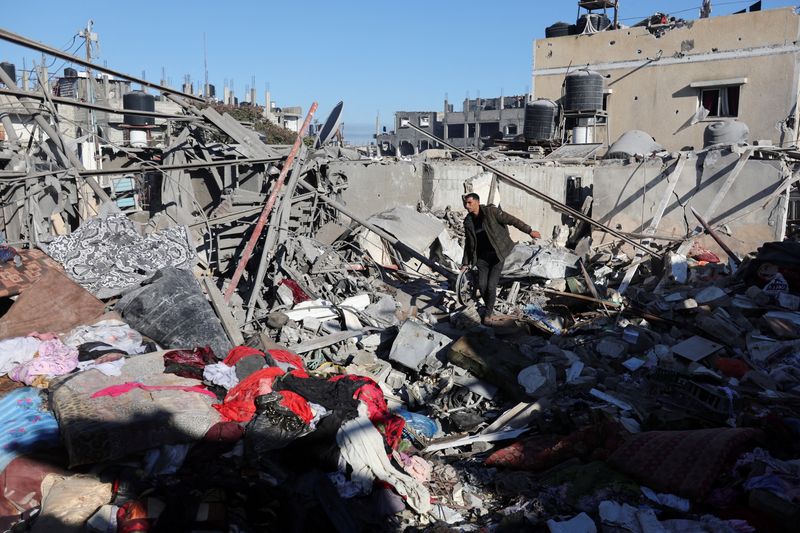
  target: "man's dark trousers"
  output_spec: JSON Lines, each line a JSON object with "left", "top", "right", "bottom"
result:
{"left": 476, "top": 257, "right": 503, "bottom": 316}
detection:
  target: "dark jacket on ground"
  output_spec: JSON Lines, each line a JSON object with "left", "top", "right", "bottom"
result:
{"left": 461, "top": 204, "right": 532, "bottom": 267}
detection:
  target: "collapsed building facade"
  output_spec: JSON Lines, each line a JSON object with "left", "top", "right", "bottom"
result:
{"left": 1, "top": 3, "right": 800, "bottom": 531}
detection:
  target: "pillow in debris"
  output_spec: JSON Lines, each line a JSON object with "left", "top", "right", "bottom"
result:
{"left": 31, "top": 474, "right": 113, "bottom": 532}
{"left": 49, "top": 351, "right": 220, "bottom": 467}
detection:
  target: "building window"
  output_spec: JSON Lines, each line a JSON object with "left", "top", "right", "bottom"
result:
{"left": 506, "top": 124, "right": 518, "bottom": 135}
{"left": 700, "top": 86, "right": 740, "bottom": 117}
{"left": 419, "top": 115, "right": 430, "bottom": 127}
{"left": 448, "top": 124, "right": 465, "bottom": 138}
{"left": 468, "top": 123, "right": 477, "bottom": 138}
{"left": 399, "top": 117, "right": 410, "bottom": 128}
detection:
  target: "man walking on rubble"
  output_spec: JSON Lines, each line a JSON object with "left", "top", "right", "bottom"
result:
{"left": 461, "top": 193, "right": 540, "bottom": 323}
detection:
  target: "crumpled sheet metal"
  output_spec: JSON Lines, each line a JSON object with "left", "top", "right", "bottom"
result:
{"left": 502, "top": 243, "right": 579, "bottom": 280}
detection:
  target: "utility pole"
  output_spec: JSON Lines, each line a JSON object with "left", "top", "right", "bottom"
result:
{"left": 78, "top": 19, "right": 100, "bottom": 171}
{"left": 203, "top": 32, "right": 208, "bottom": 99}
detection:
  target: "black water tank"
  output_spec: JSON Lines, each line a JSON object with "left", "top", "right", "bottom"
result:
{"left": 564, "top": 69, "right": 604, "bottom": 112}
{"left": 122, "top": 90, "right": 156, "bottom": 127}
{"left": 576, "top": 13, "right": 611, "bottom": 34}
{"left": 546, "top": 22, "right": 572, "bottom": 38}
{"left": 524, "top": 99, "right": 559, "bottom": 142}
{"left": 64, "top": 67, "right": 78, "bottom": 78}
{"left": 0, "top": 62, "right": 16, "bottom": 85}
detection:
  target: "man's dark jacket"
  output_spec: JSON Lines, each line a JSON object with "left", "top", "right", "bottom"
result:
{"left": 461, "top": 204, "right": 532, "bottom": 267}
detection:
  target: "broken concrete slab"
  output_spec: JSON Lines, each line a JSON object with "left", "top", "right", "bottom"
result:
{"left": 388, "top": 320, "right": 452, "bottom": 372}
{"left": 671, "top": 335, "right": 724, "bottom": 362}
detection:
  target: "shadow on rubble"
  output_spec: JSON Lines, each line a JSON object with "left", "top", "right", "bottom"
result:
{"left": 6, "top": 406, "right": 416, "bottom": 533}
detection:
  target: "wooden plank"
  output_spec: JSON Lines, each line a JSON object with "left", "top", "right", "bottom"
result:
{"left": 202, "top": 277, "right": 245, "bottom": 346}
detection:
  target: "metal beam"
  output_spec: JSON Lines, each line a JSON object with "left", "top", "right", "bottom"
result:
{"left": 0, "top": 87, "right": 199, "bottom": 120}
{"left": 0, "top": 27, "right": 204, "bottom": 103}
{"left": 0, "top": 66, "right": 111, "bottom": 203}
{"left": 404, "top": 122, "right": 661, "bottom": 259}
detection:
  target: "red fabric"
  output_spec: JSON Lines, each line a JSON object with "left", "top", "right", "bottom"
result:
{"left": 330, "top": 374, "right": 405, "bottom": 449}
{"left": 91, "top": 382, "right": 216, "bottom": 399}
{"left": 223, "top": 346, "right": 265, "bottom": 366}
{"left": 715, "top": 358, "right": 750, "bottom": 379}
{"left": 116, "top": 500, "right": 151, "bottom": 532}
{"left": 278, "top": 390, "right": 313, "bottom": 424}
{"left": 280, "top": 279, "right": 310, "bottom": 303}
{"left": 213, "top": 367, "right": 285, "bottom": 422}
{"left": 486, "top": 422, "right": 624, "bottom": 471}
{"left": 203, "top": 422, "right": 245, "bottom": 443}
{"left": 268, "top": 348, "right": 308, "bottom": 376}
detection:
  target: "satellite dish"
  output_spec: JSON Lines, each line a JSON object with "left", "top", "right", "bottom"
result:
{"left": 315, "top": 101, "right": 344, "bottom": 149}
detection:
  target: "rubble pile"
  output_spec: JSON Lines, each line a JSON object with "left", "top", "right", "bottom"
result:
{"left": 2, "top": 27, "right": 800, "bottom": 533}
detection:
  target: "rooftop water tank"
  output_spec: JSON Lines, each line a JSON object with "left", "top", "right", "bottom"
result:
{"left": 605, "top": 130, "right": 664, "bottom": 159}
{"left": 0, "top": 62, "right": 16, "bottom": 86}
{"left": 63, "top": 67, "right": 78, "bottom": 78}
{"left": 545, "top": 22, "right": 573, "bottom": 38}
{"left": 704, "top": 120, "right": 749, "bottom": 147}
{"left": 564, "top": 69, "right": 604, "bottom": 112}
{"left": 576, "top": 13, "right": 611, "bottom": 34}
{"left": 122, "top": 91, "right": 155, "bottom": 127}
{"left": 523, "top": 99, "right": 559, "bottom": 142}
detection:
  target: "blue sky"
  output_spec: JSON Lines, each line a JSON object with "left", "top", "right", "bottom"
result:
{"left": 1, "top": 1, "right": 794, "bottom": 142}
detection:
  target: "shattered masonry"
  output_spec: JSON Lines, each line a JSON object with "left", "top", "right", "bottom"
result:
{"left": 2, "top": 4, "right": 800, "bottom": 531}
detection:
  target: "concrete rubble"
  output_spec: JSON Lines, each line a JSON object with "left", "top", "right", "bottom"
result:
{"left": 2, "top": 22, "right": 800, "bottom": 533}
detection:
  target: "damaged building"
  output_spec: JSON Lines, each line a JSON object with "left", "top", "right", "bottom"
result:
{"left": 1, "top": 2, "right": 800, "bottom": 531}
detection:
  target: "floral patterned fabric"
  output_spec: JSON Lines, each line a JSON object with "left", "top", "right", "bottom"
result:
{"left": 45, "top": 213, "right": 196, "bottom": 299}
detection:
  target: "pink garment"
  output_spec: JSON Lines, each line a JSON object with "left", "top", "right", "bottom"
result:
{"left": 91, "top": 382, "right": 217, "bottom": 399}
{"left": 9, "top": 339, "right": 79, "bottom": 385}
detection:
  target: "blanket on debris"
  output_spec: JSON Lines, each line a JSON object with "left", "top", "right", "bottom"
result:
{"left": 607, "top": 427, "right": 763, "bottom": 500}
{"left": 45, "top": 213, "right": 196, "bottom": 299}
{"left": 49, "top": 351, "right": 219, "bottom": 467}
{"left": 0, "top": 388, "right": 60, "bottom": 471}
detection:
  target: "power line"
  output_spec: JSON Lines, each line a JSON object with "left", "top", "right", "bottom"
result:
{"left": 618, "top": 0, "right": 759, "bottom": 22}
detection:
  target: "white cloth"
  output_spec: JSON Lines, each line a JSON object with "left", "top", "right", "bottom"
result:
{"left": 64, "top": 319, "right": 146, "bottom": 354}
{"left": 0, "top": 337, "right": 41, "bottom": 375}
{"left": 336, "top": 405, "right": 431, "bottom": 514}
{"left": 203, "top": 362, "right": 239, "bottom": 390}
{"left": 76, "top": 358, "right": 126, "bottom": 377}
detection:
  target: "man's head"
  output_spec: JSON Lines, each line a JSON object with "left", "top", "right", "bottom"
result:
{"left": 463, "top": 193, "right": 480, "bottom": 216}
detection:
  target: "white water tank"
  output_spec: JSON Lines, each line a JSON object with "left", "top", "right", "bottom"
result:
{"left": 572, "top": 126, "right": 594, "bottom": 144}
{"left": 130, "top": 129, "right": 147, "bottom": 148}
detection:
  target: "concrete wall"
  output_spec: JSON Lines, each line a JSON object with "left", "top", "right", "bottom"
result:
{"left": 591, "top": 151, "right": 788, "bottom": 257}
{"left": 533, "top": 8, "right": 800, "bottom": 151}
{"left": 333, "top": 151, "right": 788, "bottom": 258}
{"left": 332, "top": 159, "right": 594, "bottom": 240}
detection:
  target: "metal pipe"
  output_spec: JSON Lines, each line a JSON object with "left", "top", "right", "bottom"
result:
{"left": 0, "top": 156, "right": 280, "bottom": 180}
{"left": 77, "top": 156, "right": 281, "bottom": 177}
{"left": 690, "top": 206, "right": 742, "bottom": 265}
{"left": 0, "top": 28, "right": 204, "bottom": 103}
{"left": 0, "top": 87, "right": 199, "bottom": 120}
{"left": 295, "top": 179, "right": 457, "bottom": 281}
{"left": 404, "top": 122, "right": 661, "bottom": 259}
{"left": 224, "top": 102, "right": 318, "bottom": 302}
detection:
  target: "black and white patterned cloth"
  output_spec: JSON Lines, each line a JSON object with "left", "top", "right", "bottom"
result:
{"left": 45, "top": 213, "right": 196, "bottom": 299}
